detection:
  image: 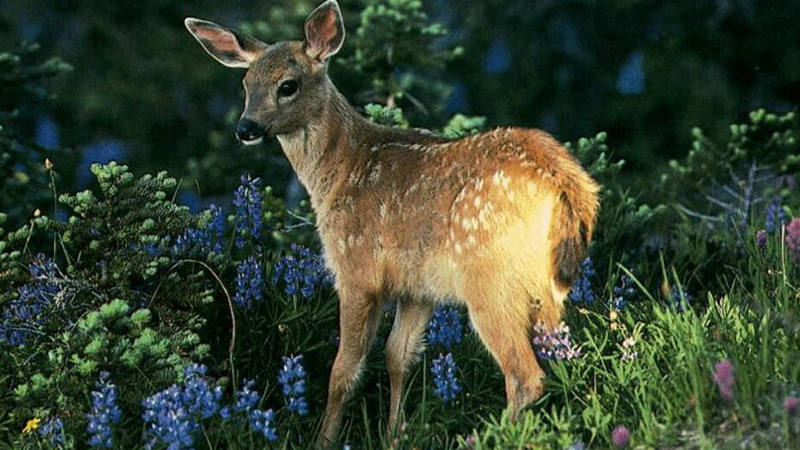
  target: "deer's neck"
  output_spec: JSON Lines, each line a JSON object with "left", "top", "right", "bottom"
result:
{"left": 276, "top": 82, "right": 371, "bottom": 212}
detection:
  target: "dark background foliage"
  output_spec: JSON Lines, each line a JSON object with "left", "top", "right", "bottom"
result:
{"left": 2, "top": 0, "right": 797, "bottom": 220}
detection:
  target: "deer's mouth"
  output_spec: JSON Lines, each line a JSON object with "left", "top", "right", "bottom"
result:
{"left": 240, "top": 136, "right": 264, "bottom": 146}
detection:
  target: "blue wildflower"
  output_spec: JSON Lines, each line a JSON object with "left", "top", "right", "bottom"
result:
{"left": 87, "top": 372, "right": 122, "bottom": 449}
{"left": 180, "top": 364, "right": 223, "bottom": 419}
{"left": 430, "top": 353, "right": 461, "bottom": 404}
{"left": 39, "top": 418, "right": 66, "bottom": 447}
{"left": 248, "top": 409, "right": 278, "bottom": 441}
{"left": 141, "top": 364, "right": 222, "bottom": 450}
{"left": 233, "top": 255, "right": 263, "bottom": 308}
{"left": 568, "top": 441, "right": 586, "bottom": 450}
{"left": 427, "top": 306, "right": 463, "bottom": 350}
{"left": 612, "top": 274, "right": 637, "bottom": 310}
{"left": 208, "top": 204, "right": 226, "bottom": 251}
{"left": 765, "top": 196, "right": 787, "bottom": 234}
{"left": 141, "top": 242, "right": 163, "bottom": 257}
{"left": 271, "top": 244, "right": 330, "bottom": 298}
{"left": 232, "top": 379, "right": 260, "bottom": 414}
{"left": 142, "top": 386, "right": 195, "bottom": 450}
{"left": 278, "top": 355, "right": 309, "bottom": 416}
{"left": 568, "top": 257, "right": 595, "bottom": 305}
{"left": 234, "top": 175, "right": 263, "bottom": 248}
{"left": 172, "top": 204, "right": 226, "bottom": 256}
{"left": 670, "top": 285, "right": 692, "bottom": 312}
{"left": 0, "top": 255, "right": 59, "bottom": 346}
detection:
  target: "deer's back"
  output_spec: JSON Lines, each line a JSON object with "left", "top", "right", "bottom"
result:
{"left": 317, "top": 126, "right": 599, "bottom": 298}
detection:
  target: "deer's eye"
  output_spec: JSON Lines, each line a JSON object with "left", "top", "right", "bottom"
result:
{"left": 277, "top": 79, "right": 299, "bottom": 97}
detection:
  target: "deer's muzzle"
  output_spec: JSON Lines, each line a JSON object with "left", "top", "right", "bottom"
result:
{"left": 236, "top": 118, "right": 267, "bottom": 144}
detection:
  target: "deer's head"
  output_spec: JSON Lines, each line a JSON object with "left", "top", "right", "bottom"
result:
{"left": 185, "top": 0, "right": 345, "bottom": 144}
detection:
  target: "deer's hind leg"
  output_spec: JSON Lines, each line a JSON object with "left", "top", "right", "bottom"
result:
{"left": 463, "top": 277, "right": 554, "bottom": 420}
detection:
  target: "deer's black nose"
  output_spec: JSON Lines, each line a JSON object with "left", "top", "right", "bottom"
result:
{"left": 236, "top": 118, "right": 266, "bottom": 142}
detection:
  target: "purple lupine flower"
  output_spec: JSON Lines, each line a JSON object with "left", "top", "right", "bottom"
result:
{"left": 233, "top": 255, "right": 263, "bottom": 308}
{"left": 233, "top": 175, "right": 263, "bottom": 248}
{"left": 181, "top": 364, "right": 224, "bottom": 419}
{"left": 207, "top": 203, "right": 226, "bottom": 253}
{"left": 611, "top": 425, "right": 630, "bottom": 448}
{"left": 141, "top": 364, "right": 223, "bottom": 450}
{"left": 232, "top": 379, "right": 260, "bottom": 414}
{"left": 427, "top": 305, "right": 463, "bottom": 350}
{"left": 87, "top": 372, "right": 122, "bottom": 449}
{"left": 248, "top": 409, "right": 278, "bottom": 441}
{"left": 532, "top": 321, "right": 581, "bottom": 360}
{"left": 272, "top": 244, "right": 330, "bottom": 298}
{"left": 278, "top": 355, "right": 309, "bottom": 416}
{"left": 784, "top": 396, "right": 799, "bottom": 415}
{"left": 431, "top": 353, "right": 462, "bottom": 404}
{"left": 785, "top": 218, "right": 800, "bottom": 261}
{"left": 765, "top": 197, "right": 786, "bottom": 234}
{"left": 172, "top": 204, "right": 226, "bottom": 256}
{"left": 569, "top": 258, "right": 595, "bottom": 305}
{"left": 142, "top": 385, "right": 196, "bottom": 450}
{"left": 756, "top": 229, "right": 767, "bottom": 252}
{"left": 39, "top": 418, "right": 66, "bottom": 447}
{"left": 0, "top": 255, "right": 59, "bottom": 346}
{"left": 713, "top": 359, "right": 735, "bottom": 400}
{"left": 612, "top": 274, "right": 637, "bottom": 310}
{"left": 220, "top": 379, "right": 262, "bottom": 421}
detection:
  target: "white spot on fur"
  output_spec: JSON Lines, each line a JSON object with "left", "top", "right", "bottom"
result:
{"left": 379, "top": 202, "right": 388, "bottom": 219}
{"left": 337, "top": 238, "right": 346, "bottom": 254}
{"left": 369, "top": 163, "right": 382, "bottom": 184}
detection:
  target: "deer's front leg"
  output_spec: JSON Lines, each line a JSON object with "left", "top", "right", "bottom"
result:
{"left": 316, "top": 288, "right": 382, "bottom": 449}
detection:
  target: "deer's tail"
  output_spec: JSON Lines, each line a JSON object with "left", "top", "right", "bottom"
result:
{"left": 550, "top": 170, "right": 600, "bottom": 289}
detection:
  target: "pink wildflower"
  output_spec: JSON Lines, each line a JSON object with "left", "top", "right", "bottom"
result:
{"left": 786, "top": 218, "right": 800, "bottom": 260}
{"left": 611, "top": 425, "right": 630, "bottom": 448}
{"left": 713, "top": 359, "right": 735, "bottom": 400}
{"left": 784, "top": 396, "right": 799, "bottom": 415}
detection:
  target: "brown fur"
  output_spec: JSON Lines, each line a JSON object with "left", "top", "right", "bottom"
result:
{"left": 186, "top": 2, "right": 600, "bottom": 448}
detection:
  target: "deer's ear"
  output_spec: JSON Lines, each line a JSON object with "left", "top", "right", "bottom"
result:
{"left": 304, "top": 0, "right": 345, "bottom": 62}
{"left": 185, "top": 18, "right": 266, "bottom": 68}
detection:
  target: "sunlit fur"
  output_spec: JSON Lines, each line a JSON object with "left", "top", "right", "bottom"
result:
{"left": 186, "top": 2, "right": 600, "bottom": 448}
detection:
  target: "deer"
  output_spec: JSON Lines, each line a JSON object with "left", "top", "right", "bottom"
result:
{"left": 185, "top": 1, "right": 600, "bottom": 447}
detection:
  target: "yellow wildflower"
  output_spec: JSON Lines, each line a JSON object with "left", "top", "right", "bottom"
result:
{"left": 22, "top": 417, "right": 40, "bottom": 434}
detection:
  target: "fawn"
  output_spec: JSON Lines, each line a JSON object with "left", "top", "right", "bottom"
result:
{"left": 186, "top": 1, "right": 600, "bottom": 447}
